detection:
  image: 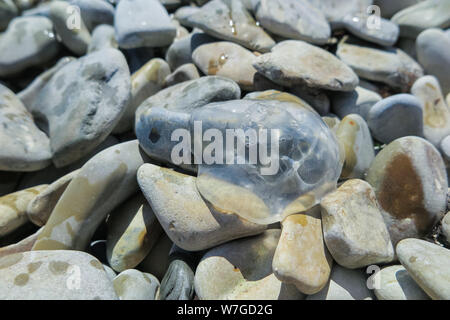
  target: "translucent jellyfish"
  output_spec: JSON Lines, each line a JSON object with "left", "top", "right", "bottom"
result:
{"left": 136, "top": 99, "right": 343, "bottom": 224}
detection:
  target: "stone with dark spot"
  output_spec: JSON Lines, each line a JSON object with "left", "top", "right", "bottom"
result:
{"left": 29, "top": 49, "right": 131, "bottom": 168}
{"left": 0, "top": 250, "right": 117, "bottom": 299}
{"left": 366, "top": 136, "right": 448, "bottom": 245}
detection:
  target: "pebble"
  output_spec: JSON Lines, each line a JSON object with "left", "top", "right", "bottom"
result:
{"left": 0, "top": 84, "right": 52, "bottom": 171}
{"left": 194, "top": 230, "right": 305, "bottom": 300}
{"left": 320, "top": 179, "right": 394, "bottom": 268}
{"left": 106, "top": 193, "right": 163, "bottom": 272}
{"left": 0, "top": 250, "right": 118, "bottom": 299}
{"left": 18, "top": 57, "right": 75, "bottom": 110}
{"left": 392, "top": 0, "right": 450, "bottom": 38}
{"left": 32, "top": 140, "right": 148, "bottom": 251}
{"left": 336, "top": 114, "right": 375, "bottom": 179}
{"left": 26, "top": 169, "right": 80, "bottom": 227}
{"left": 113, "top": 269, "right": 160, "bottom": 300}
{"left": 186, "top": 0, "right": 275, "bottom": 52}
{"left": 340, "top": 13, "right": 400, "bottom": 47}
{"left": 337, "top": 39, "right": 423, "bottom": 92}
{"left": 0, "top": 0, "right": 18, "bottom": 31}
{"left": 29, "top": 48, "right": 131, "bottom": 167}
{"left": 159, "top": 260, "right": 195, "bottom": 300}
{"left": 137, "top": 233, "right": 173, "bottom": 280}
{"left": 374, "top": 0, "right": 424, "bottom": 18}
{"left": 272, "top": 207, "right": 333, "bottom": 295}
{"left": 366, "top": 136, "right": 448, "bottom": 245}
{"left": 114, "top": 58, "right": 170, "bottom": 134}
{"left": 367, "top": 94, "right": 424, "bottom": 144}
{"left": 174, "top": 6, "right": 200, "bottom": 28}
{"left": 114, "top": 0, "right": 176, "bottom": 49}
{"left": 305, "top": 0, "right": 372, "bottom": 25}
{"left": 193, "top": 41, "right": 258, "bottom": 90}
{"left": 255, "top": 0, "right": 331, "bottom": 45}
{"left": 137, "top": 163, "right": 266, "bottom": 251}
{"left": 254, "top": 40, "right": 359, "bottom": 91}
{"left": 411, "top": 75, "right": 450, "bottom": 147}
{"left": 69, "top": 0, "right": 115, "bottom": 32}
{"left": 442, "top": 212, "right": 450, "bottom": 243}
{"left": 163, "top": 63, "right": 200, "bottom": 88}
{"left": 416, "top": 28, "right": 450, "bottom": 96}
{"left": 87, "top": 24, "right": 118, "bottom": 53}
{"left": 397, "top": 238, "right": 450, "bottom": 300}
{"left": 373, "top": 265, "right": 430, "bottom": 300}
{"left": 290, "top": 85, "right": 331, "bottom": 115}
{"left": 0, "top": 16, "right": 59, "bottom": 77}
{"left": 0, "top": 84, "right": 52, "bottom": 172}
{"left": 332, "top": 86, "right": 382, "bottom": 121}
{"left": 49, "top": 1, "right": 92, "bottom": 56}
{"left": 307, "top": 264, "right": 374, "bottom": 300}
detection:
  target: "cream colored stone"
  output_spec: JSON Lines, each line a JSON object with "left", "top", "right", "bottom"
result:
{"left": 320, "top": 179, "right": 394, "bottom": 268}
{"left": 137, "top": 163, "right": 266, "bottom": 251}
{"left": 106, "top": 193, "right": 163, "bottom": 272}
{"left": 194, "top": 230, "right": 305, "bottom": 300}
{"left": 272, "top": 207, "right": 332, "bottom": 295}
{"left": 113, "top": 269, "right": 159, "bottom": 300}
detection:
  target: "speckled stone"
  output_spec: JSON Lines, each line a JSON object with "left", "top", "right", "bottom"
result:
{"left": 114, "top": 58, "right": 170, "bottom": 134}
{"left": 114, "top": 0, "right": 176, "bottom": 49}
{"left": 0, "top": 84, "right": 52, "bottom": 172}
{"left": 337, "top": 39, "right": 423, "bottom": 92}
{"left": 195, "top": 230, "right": 305, "bottom": 300}
{"left": 137, "top": 163, "right": 266, "bottom": 251}
{"left": 416, "top": 28, "right": 450, "bottom": 96}
{"left": 193, "top": 41, "right": 258, "bottom": 90}
{"left": 26, "top": 169, "right": 80, "bottom": 227}
{"left": 29, "top": 49, "right": 131, "bottom": 167}
{"left": 186, "top": 0, "right": 275, "bottom": 52}
{"left": 336, "top": 114, "right": 374, "bottom": 179}
{"left": 255, "top": 0, "right": 330, "bottom": 45}
{"left": 272, "top": 207, "right": 332, "bottom": 295}
{"left": 307, "top": 264, "right": 374, "bottom": 300}
{"left": 332, "top": 86, "right": 382, "bottom": 121}
{"left": 397, "top": 238, "right": 450, "bottom": 300}
{"left": 411, "top": 75, "right": 450, "bottom": 147}
{"left": 366, "top": 137, "right": 448, "bottom": 245}
{"left": 321, "top": 179, "right": 394, "bottom": 268}
{"left": 367, "top": 94, "right": 424, "bottom": 144}
{"left": 87, "top": 24, "right": 118, "bottom": 53}
{"left": 0, "top": 16, "right": 59, "bottom": 77}
{"left": 159, "top": 260, "right": 195, "bottom": 300}
{"left": 392, "top": 0, "right": 450, "bottom": 38}
{"left": 373, "top": 265, "right": 430, "bottom": 300}
{"left": 113, "top": 269, "right": 159, "bottom": 300}
{"left": 0, "top": 250, "right": 118, "bottom": 300}
{"left": 254, "top": 40, "right": 359, "bottom": 91}
{"left": 106, "top": 193, "right": 163, "bottom": 272}
{"left": 18, "top": 57, "right": 75, "bottom": 110}
{"left": 49, "top": 1, "right": 91, "bottom": 55}
{"left": 32, "top": 140, "right": 148, "bottom": 251}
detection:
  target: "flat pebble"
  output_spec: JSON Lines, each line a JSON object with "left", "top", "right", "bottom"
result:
{"left": 0, "top": 16, "right": 59, "bottom": 77}
{"left": 320, "top": 179, "right": 394, "bottom": 268}
{"left": 114, "top": 0, "right": 176, "bottom": 49}
{"left": 113, "top": 269, "right": 159, "bottom": 300}
{"left": 373, "top": 265, "right": 430, "bottom": 300}
{"left": 367, "top": 94, "right": 424, "bottom": 144}
{"left": 366, "top": 136, "right": 448, "bottom": 245}
{"left": 254, "top": 40, "right": 359, "bottom": 91}
{"left": 397, "top": 238, "right": 450, "bottom": 300}
{"left": 0, "top": 250, "right": 117, "bottom": 300}
{"left": 137, "top": 163, "right": 266, "bottom": 251}
{"left": 194, "top": 230, "right": 305, "bottom": 300}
